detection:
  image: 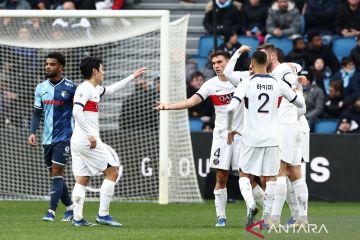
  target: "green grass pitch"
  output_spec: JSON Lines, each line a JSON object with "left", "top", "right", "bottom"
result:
{"left": 0, "top": 201, "right": 359, "bottom": 240}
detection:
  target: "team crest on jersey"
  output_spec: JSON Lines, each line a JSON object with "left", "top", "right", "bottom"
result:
{"left": 64, "top": 146, "right": 70, "bottom": 153}
{"left": 213, "top": 159, "right": 219, "bottom": 165}
{"left": 61, "top": 90, "right": 69, "bottom": 98}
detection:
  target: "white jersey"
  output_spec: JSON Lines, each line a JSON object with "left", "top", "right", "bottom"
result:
{"left": 272, "top": 63, "right": 301, "bottom": 125}
{"left": 231, "top": 74, "right": 302, "bottom": 147}
{"left": 72, "top": 81, "right": 105, "bottom": 144}
{"left": 196, "top": 76, "right": 243, "bottom": 138}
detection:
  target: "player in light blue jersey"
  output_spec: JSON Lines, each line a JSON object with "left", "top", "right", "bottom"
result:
{"left": 28, "top": 52, "right": 76, "bottom": 222}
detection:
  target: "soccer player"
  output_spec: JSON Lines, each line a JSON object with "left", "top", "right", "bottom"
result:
{"left": 28, "top": 52, "right": 76, "bottom": 222}
{"left": 257, "top": 44, "right": 309, "bottom": 227}
{"left": 226, "top": 50, "right": 305, "bottom": 227}
{"left": 156, "top": 50, "right": 263, "bottom": 227}
{"left": 71, "top": 56, "right": 147, "bottom": 227}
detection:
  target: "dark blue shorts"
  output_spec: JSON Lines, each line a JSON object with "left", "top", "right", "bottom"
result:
{"left": 43, "top": 141, "right": 71, "bottom": 168}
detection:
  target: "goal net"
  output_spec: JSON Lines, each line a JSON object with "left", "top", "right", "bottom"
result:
{"left": 0, "top": 10, "right": 202, "bottom": 203}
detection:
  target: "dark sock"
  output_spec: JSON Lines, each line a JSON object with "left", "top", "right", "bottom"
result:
{"left": 49, "top": 177, "right": 64, "bottom": 211}
{"left": 60, "top": 182, "right": 73, "bottom": 208}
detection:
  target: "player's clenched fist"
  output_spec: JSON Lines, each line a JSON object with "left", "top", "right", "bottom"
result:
{"left": 133, "top": 67, "right": 148, "bottom": 78}
{"left": 155, "top": 101, "right": 171, "bottom": 111}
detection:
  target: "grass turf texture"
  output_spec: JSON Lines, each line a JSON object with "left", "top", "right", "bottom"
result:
{"left": 0, "top": 201, "right": 359, "bottom": 240}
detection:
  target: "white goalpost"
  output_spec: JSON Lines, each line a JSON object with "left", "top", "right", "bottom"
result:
{"left": 0, "top": 10, "right": 202, "bottom": 203}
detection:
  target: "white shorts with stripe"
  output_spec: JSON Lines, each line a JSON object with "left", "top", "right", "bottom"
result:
{"left": 239, "top": 145, "right": 281, "bottom": 177}
{"left": 279, "top": 123, "right": 302, "bottom": 166}
{"left": 209, "top": 135, "right": 242, "bottom": 171}
{"left": 71, "top": 141, "right": 120, "bottom": 177}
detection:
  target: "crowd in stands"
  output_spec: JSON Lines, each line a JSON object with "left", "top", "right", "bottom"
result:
{"left": 185, "top": 0, "right": 360, "bottom": 134}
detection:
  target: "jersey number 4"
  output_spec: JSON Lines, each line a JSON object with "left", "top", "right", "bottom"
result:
{"left": 258, "top": 93, "right": 269, "bottom": 113}
{"left": 214, "top": 148, "right": 220, "bottom": 158}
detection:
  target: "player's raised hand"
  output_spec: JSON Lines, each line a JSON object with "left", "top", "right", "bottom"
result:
{"left": 28, "top": 134, "right": 37, "bottom": 147}
{"left": 89, "top": 136, "right": 97, "bottom": 149}
{"left": 227, "top": 131, "right": 240, "bottom": 145}
{"left": 237, "top": 45, "right": 251, "bottom": 54}
{"left": 155, "top": 101, "right": 171, "bottom": 111}
{"left": 133, "top": 67, "right": 148, "bottom": 78}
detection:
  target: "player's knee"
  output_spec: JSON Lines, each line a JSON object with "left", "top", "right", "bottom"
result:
{"left": 51, "top": 164, "right": 64, "bottom": 176}
{"left": 105, "top": 166, "right": 118, "bottom": 181}
{"left": 216, "top": 170, "right": 228, "bottom": 186}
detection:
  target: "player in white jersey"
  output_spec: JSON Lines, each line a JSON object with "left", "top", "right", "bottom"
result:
{"left": 226, "top": 50, "right": 305, "bottom": 227}
{"left": 258, "top": 44, "right": 309, "bottom": 227}
{"left": 155, "top": 50, "right": 263, "bottom": 227}
{"left": 71, "top": 56, "right": 147, "bottom": 227}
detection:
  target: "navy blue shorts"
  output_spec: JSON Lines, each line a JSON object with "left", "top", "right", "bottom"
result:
{"left": 43, "top": 141, "right": 71, "bottom": 168}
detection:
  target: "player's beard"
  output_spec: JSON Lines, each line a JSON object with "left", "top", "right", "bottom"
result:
{"left": 45, "top": 72, "right": 57, "bottom": 78}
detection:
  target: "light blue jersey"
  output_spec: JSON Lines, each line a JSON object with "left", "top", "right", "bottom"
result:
{"left": 34, "top": 78, "right": 77, "bottom": 145}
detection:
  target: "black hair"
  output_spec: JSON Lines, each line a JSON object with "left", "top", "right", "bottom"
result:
{"left": 209, "top": 50, "right": 231, "bottom": 60}
{"left": 251, "top": 50, "right": 267, "bottom": 65}
{"left": 341, "top": 57, "right": 353, "bottom": 67}
{"left": 306, "top": 30, "right": 320, "bottom": 42}
{"left": 46, "top": 52, "right": 65, "bottom": 67}
{"left": 292, "top": 37, "right": 304, "bottom": 47}
{"left": 189, "top": 71, "right": 204, "bottom": 81}
{"left": 223, "top": 30, "right": 237, "bottom": 43}
{"left": 80, "top": 56, "right": 102, "bottom": 79}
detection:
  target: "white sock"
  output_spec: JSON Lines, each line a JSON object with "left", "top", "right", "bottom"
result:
{"left": 66, "top": 204, "right": 74, "bottom": 211}
{"left": 99, "top": 179, "right": 116, "bottom": 217}
{"left": 72, "top": 183, "right": 86, "bottom": 221}
{"left": 262, "top": 181, "right": 276, "bottom": 222}
{"left": 286, "top": 177, "right": 299, "bottom": 220}
{"left": 213, "top": 188, "right": 227, "bottom": 219}
{"left": 292, "top": 178, "right": 308, "bottom": 218}
{"left": 252, "top": 184, "right": 264, "bottom": 208}
{"left": 271, "top": 176, "right": 287, "bottom": 223}
{"left": 239, "top": 177, "right": 255, "bottom": 212}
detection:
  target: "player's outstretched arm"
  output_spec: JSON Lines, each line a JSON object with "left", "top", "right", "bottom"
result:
{"left": 224, "top": 45, "right": 251, "bottom": 87}
{"left": 104, "top": 67, "right": 148, "bottom": 95}
{"left": 155, "top": 94, "right": 203, "bottom": 111}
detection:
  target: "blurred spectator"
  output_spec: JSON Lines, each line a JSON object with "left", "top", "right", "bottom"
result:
{"left": 304, "top": 31, "right": 340, "bottom": 73}
{"left": 241, "top": 0, "right": 268, "bottom": 44}
{"left": 323, "top": 80, "right": 346, "bottom": 119}
{"left": 203, "top": 0, "right": 242, "bottom": 35}
{"left": 336, "top": 96, "right": 360, "bottom": 133}
{"left": 34, "top": 0, "right": 62, "bottom": 9}
{"left": 285, "top": 37, "right": 306, "bottom": 69}
{"left": 335, "top": 0, "right": 360, "bottom": 37}
{"left": 350, "top": 35, "right": 360, "bottom": 72}
{"left": 202, "top": 122, "right": 215, "bottom": 132}
{"left": 95, "top": 0, "right": 124, "bottom": 10}
{"left": 187, "top": 71, "right": 214, "bottom": 119}
{"left": 331, "top": 57, "right": 360, "bottom": 95}
{"left": 336, "top": 117, "right": 359, "bottom": 133}
{"left": 302, "top": 70, "right": 325, "bottom": 130}
{"left": 303, "top": 0, "right": 337, "bottom": 35}
{"left": 52, "top": 1, "right": 92, "bottom": 39}
{"left": 217, "top": 31, "right": 250, "bottom": 71}
{"left": 309, "top": 58, "right": 332, "bottom": 95}
{"left": 265, "top": 0, "right": 301, "bottom": 39}
{"left": 0, "top": 0, "right": 31, "bottom": 9}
